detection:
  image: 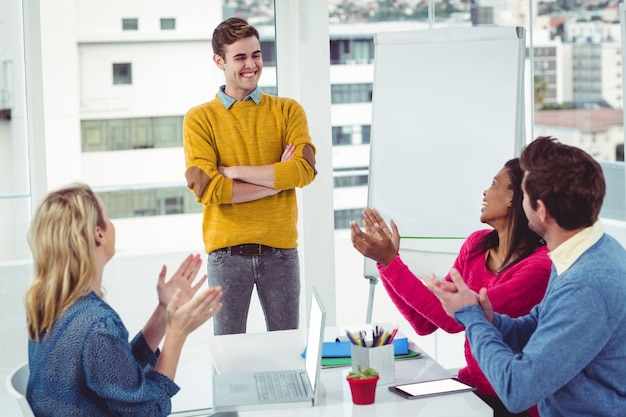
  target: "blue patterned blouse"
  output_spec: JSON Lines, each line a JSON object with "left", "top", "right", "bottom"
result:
{"left": 27, "top": 292, "right": 179, "bottom": 416}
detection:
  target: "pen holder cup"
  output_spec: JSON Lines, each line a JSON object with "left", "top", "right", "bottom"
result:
{"left": 351, "top": 344, "right": 395, "bottom": 385}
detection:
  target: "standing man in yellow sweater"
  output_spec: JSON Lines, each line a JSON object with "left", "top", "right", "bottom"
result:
{"left": 183, "top": 17, "right": 317, "bottom": 335}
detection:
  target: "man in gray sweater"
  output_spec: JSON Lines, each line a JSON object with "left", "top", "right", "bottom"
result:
{"left": 428, "top": 136, "right": 626, "bottom": 417}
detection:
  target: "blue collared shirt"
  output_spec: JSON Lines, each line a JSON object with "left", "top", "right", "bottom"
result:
{"left": 217, "top": 85, "right": 261, "bottom": 109}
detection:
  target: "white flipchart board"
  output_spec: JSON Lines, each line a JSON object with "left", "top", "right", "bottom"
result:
{"left": 364, "top": 26, "right": 526, "bottom": 279}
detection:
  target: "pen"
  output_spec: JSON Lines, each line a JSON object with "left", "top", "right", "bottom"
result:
{"left": 377, "top": 331, "right": 387, "bottom": 346}
{"left": 372, "top": 327, "right": 380, "bottom": 347}
{"left": 359, "top": 330, "right": 366, "bottom": 347}
{"left": 345, "top": 330, "right": 362, "bottom": 346}
{"left": 387, "top": 327, "right": 399, "bottom": 344}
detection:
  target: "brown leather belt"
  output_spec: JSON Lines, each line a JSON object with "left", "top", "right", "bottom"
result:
{"left": 221, "top": 244, "right": 273, "bottom": 256}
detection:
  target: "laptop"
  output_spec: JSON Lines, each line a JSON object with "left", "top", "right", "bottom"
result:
{"left": 212, "top": 288, "right": 327, "bottom": 412}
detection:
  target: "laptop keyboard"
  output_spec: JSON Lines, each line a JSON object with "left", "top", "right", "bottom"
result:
{"left": 255, "top": 372, "right": 306, "bottom": 400}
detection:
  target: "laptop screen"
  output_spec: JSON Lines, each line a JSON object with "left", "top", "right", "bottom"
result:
{"left": 304, "top": 288, "right": 326, "bottom": 395}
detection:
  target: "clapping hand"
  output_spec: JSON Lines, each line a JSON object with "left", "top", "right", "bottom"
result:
{"left": 350, "top": 207, "right": 400, "bottom": 267}
{"left": 425, "top": 268, "right": 494, "bottom": 322}
{"left": 157, "top": 254, "right": 208, "bottom": 307}
{"left": 167, "top": 286, "right": 223, "bottom": 338}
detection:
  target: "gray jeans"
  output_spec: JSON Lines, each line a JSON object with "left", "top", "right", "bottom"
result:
{"left": 207, "top": 247, "right": 300, "bottom": 335}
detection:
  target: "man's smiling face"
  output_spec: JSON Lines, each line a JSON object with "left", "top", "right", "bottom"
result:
{"left": 214, "top": 35, "right": 263, "bottom": 101}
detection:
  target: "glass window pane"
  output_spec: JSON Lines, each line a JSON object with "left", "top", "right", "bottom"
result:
{"left": 362, "top": 125, "right": 371, "bottom": 144}
{"left": 131, "top": 117, "right": 153, "bottom": 149}
{"left": 1, "top": 34, "right": 29, "bottom": 198}
{"left": 260, "top": 41, "right": 276, "bottom": 66}
{"left": 329, "top": 0, "right": 625, "bottom": 227}
{"left": 532, "top": 3, "right": 623, "bottom": 163}
{"left": 160, "top": 18, "right": 176, "bottom": 30}
{"left": 122, "top": 18, "right": 138, "bottom": 31}
{"left": 153, "top": 116, "right": 183, "bottom": 147}
{"left": 81, "top": 120, "right": 106, "bottom": 152}
{"left": 81, "top": 117, "right": 183, "bottom": 151}
{"left": 0, "top": 196, "right": 31, "bottom": 261}
{"left": 113, "top": 63, "right": 132, "bottom": 85}
{"left": 1, "top": 2, "right": 31, "bottom": 261}
{"left": 106, "top": 118, "right": 130, "bottom": 150}
{"left": 98, "top": 186, "right": 202, "bottom": 219}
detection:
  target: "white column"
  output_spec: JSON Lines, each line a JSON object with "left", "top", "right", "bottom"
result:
{"left": 275, "top": 0, "right": 337, "bottom": 325}
{"left": 38, "top": 0, "right": 82, "bottom": 189}
{"left": 22, "top": 0, "right": 48, "bottom": 209}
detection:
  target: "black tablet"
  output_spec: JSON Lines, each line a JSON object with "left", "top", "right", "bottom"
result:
{"left": 389, "top": 378, "right": 476, "bottom": 399}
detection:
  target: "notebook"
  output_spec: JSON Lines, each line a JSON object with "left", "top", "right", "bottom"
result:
{"left": 212, "top": 288, "right": 327, "bottom": 412}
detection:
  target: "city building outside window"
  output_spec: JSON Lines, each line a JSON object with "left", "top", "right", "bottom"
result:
{"left": 334, "top": 208, "right": 365, "bottom": 230}
{"left": 81, "top": 116, "right": 183, "bottom": 152}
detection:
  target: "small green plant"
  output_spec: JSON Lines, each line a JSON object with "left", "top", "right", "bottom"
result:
{"left": 347, "top": 365, "right": 379, "bottom": 380}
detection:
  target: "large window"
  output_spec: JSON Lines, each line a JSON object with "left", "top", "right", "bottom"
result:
{"left": 6, "top": 1, "right": 626, "bottom": 259}
{"left": 328, "top": 0, "right": 624, "bottom": 161}
{"left": 326, "top": 0, "right": 625, "bottom": 228}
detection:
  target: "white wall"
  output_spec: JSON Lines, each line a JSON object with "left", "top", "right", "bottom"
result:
{"left": 78, "top": 41, "right": 219, "bottom": 118}
{"left": 82, "top": 148, "right": 187, "bottom": 188}
{"left": 75, "top": 0, "right": 221, "bottom": 38}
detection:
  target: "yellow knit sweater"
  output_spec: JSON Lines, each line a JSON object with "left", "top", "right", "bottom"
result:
{"left": 183, "top": 93, "right": 316, "bottom": 253}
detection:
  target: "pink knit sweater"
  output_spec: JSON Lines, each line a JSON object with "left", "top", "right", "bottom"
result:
{"left": 379, "top": 229, "right": 551, "bottom": 416}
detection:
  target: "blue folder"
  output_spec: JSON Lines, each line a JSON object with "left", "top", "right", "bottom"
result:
{"left": 321, "top": 338, "right": 409, "bottom": 357}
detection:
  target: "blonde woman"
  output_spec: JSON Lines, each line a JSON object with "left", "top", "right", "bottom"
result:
{"left": 24, "top": 183, "right": 222, "bottom": 416}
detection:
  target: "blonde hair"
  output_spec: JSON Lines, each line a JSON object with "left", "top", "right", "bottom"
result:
{"left": 24, "top": 183, "right": 106, "bottom": 341}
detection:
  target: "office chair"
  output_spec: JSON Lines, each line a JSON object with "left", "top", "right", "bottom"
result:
{"left": 5, "top": 362, "right": 35, "bottom": 417}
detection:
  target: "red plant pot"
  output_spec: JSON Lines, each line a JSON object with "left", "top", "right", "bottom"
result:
{"left": 347, "top": 375, "right": 379, "bottom": 405}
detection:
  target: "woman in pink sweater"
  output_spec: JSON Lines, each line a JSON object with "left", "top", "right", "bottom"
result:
{"left": 350, "top": 158, "right": 551, "bottom": 417}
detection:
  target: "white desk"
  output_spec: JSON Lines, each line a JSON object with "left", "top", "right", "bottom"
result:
{"left": 196, "top": 328, "right": 492, "bottom": 417}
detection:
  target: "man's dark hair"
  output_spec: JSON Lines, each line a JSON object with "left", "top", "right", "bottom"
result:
{"left": 520, "top": 136, "right": 605, "bottom": 230}
{"left": 212, "top": 17, "right": 260, "bottom": 59}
